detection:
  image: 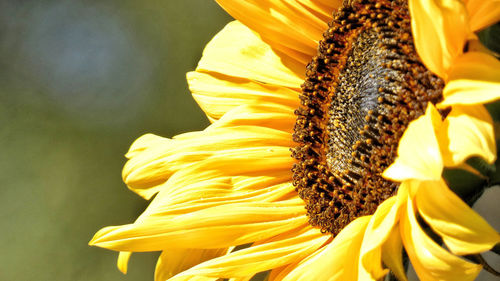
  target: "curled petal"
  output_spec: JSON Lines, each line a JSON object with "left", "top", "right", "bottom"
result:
{"left": 381, "top": 227, "right": 407, "bottom": 281}
{"left": 125, "top": 134, "right": 170, "bottom": 160}
{"left": 401, "top": 196, "right": 482, "bottom": 281}
{"left": 416, "top": 179, "right": 500, "bottom": 255}
{"left": 117, "top": 251, "right": 132, "bottom": 274}
{"left": 359, "top": 193, "right": 406, "bottom": 280}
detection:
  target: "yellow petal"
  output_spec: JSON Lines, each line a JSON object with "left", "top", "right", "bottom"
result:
{"left": 154, "top": 248, "right": 228, "bottom": 281}
{"left": 296, "top": 0, "right": 341, "bottom": 19}
{"left": 359, "top": 188, "right": 408, "bottom": 280}
{"left": 439, "top": 52, "right": 500, "bottom": 107}
{"left": 416, "top": 179, "right": 500, "bottom": 255}
{"left": 120, "top": 134, "right": 172, "bottom": 199}
{"left": 168, "top": 226, "right": 328, "bottom": 279}
{"left": 278, "top": 217, "right": 371, "bottom": 281}
{"left": 381, "top": 227, "right": 408, "bottom": 281}
{"left": 165, "top": 276, "right": 215, "bottom": 281}
{"left": 208, "top": 104, "right": 296, "bottom": 133}
{"left": 358, "top": 199, "right": 395, "bottom": 280}
{"left": 268, "top": 265, "right": 292, "bottom": 281}
{"left": 401, "top": 196, "right": 482, "bottom": 281}
{"left": 465, "top": 0, "right": 500, "bottom": 31}
{"left": 196, "top": 21, "right": 304, "bottom": 88}
{"left": 383, "top": 104, "right": 443, "bottom": 181}
{"left": 161, "top": 274, "right": 215, "bottom": 281}
{"left": 122, "top": 127, "right": 294, "bottom": 194}
{"left": 187, "top": 71, "right": 299, "bottom": 121}
{"left": 228, "top": 277, "right": 254, "bottom": 281}
{"left": 214, "top": 0, "right": 337, "bottom": 63}
{"left": 141, "top": 181, "right": 297, "bottom": 231}
{"left": 125, "top": 134, "right": 170, "bottom": 160}
{"left": 145, "top": 148, "right": 294, "bottom": 207}
{"left": 409, "top": 0, "right": 469, "bottom": 78}
{"left": 89, "top": 199, "right": 307, "bottom": 251}
{"left": 159, "top": 182, "right": 295, "bottom": 215}
{"left": 439, "top": 105, "right": 496, "bottom": 166}
{"left": 117, "top": 251, "right": 131, "bottom": 274}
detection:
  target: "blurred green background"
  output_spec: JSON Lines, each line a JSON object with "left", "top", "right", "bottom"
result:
{"left": 0, "top": 0, "right": 230, "bottom": 280}
{"left": 0, "top": 1, "right": 498, "bottom": 281}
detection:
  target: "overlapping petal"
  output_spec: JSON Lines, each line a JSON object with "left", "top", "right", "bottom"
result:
{"left": 187, "top": 71, "right": 299, "bottom": 121}
{"left": 358, "top": 185, "right": 408, "bottom": 280}
{"left": 271, "top": 217, "right": 370, "bottom": 281}
{"left": 145, "top": 146, "right": 294, "bottom": 204}
{"left": 439, "top": 52, "right": 500, "bottom": 107}
{"left": 401, "top": 197, "right": 482, "bottom": 281}
{"left": 89, "top": 199, "right": 307, "bottom": 251}
{"left": 208, "top": 104, "right": 296, "bottom": 133}
{"left": 122, "top": 126, "right": 294, "bottom": 198}
{"left": 154, "top": 248, "right": 229, "bottom": 281}
{"left": 409, "top": 0, "right": 469, "bottom": 78}
{"left": 438, "top": 105, "right": 496, "bottom": 166}
{"left": 465, "top": 0, "right": 500, "bottom": 31}
{"left": 195, "top": 21, "right": 304, "bottom": 88}
{"left": 416, "top": 179, "right": 500, "bottom": 255}
{"left": 214, "top": 0, "right": 339, "bottom": 63}
{"left": 91, "top": 0, "right": 500, "bottom": 280}
{"left": 296, "top": 0, "right": 340, "bottom": 19}
{"left": 383, "top": 104, "right": 443, "bottom": 181}
{"left": 146, "top": 180, "right": 296, "bottom": 219}
{"left": 381, "top": 227, "right": 407, "bottom": 281}
{"left": 168, "top": 226, "right": 328, "bottom": 279}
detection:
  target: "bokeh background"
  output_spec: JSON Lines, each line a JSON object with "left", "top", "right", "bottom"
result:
{"left": 0, "top": 0, "right": 231, "bottom": 280}
{"left": 0, "top": 1, "right": 498, "bottom": 280}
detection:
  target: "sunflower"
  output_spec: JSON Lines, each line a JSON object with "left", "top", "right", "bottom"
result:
{"left": 90, "top": 0, "right": 500, "bottom": 280}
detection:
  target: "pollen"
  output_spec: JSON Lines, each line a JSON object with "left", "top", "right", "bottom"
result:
{"left": 291, "top": 0, "right": 444, "bottom": 235}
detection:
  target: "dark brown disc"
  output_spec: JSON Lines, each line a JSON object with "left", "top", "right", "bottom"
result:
{"left": 291, "top": 0, "right": 444, "bottom": 235}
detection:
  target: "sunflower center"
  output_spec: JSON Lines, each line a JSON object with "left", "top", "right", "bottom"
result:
{"left": 292, "top": 0, "right": 444, "bottom": 235}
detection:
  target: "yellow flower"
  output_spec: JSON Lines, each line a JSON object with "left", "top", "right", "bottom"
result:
{"left": 90, "top": 0, "right": 500, "bottom": 280}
